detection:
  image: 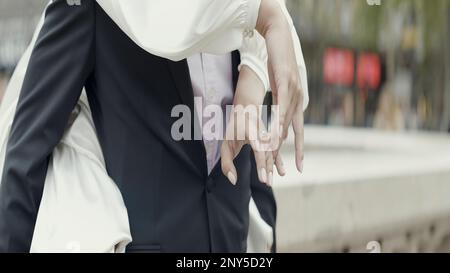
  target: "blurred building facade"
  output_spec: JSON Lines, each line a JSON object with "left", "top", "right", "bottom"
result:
{"left": 287, "top": 0, "right": 450, "bottom": 132}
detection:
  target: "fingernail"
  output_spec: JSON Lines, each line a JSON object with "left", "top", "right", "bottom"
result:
{"left": 268, "top": 172, "right": 273, "bottom": 186}
{"left": 259, "top": 168, "right": 267, "bottom": 183}
{"left": 299, "top": 160, "right": 304, "bottom": 173}
{"left": 227, "top": 172, "right": 237, "bottom": 185}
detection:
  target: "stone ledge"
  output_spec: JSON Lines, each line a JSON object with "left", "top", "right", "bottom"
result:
{"left": 274, "top": 126, "right": 450, "bottom": 252}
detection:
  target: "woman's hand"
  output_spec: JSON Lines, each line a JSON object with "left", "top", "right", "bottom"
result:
{"left": 221, "top": 0, "right": 305, "bottom": 185}
{"left": 256, "top": 0, "right": 305, "bottom": 172}
{"left": 221, "top": 66, "right": 285, "bottom": 186}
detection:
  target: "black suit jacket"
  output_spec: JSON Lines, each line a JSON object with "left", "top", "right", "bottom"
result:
{"left": 0, "top": 0, "right": 276, "bottom": 253}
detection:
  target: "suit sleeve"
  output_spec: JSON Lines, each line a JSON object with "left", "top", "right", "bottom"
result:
{"left": 0, "top": 0, "right": 95, "bottom": 252}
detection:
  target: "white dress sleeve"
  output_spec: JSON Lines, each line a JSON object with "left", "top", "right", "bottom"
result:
{"left": 96, "top": 0, "right": 261, "bottom": 61}
{"left": 239, "top": 0, "right": 309, "bottom": 111}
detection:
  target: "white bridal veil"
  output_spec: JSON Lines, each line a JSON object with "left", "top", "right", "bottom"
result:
{"left": 0, "top": 0, "right": 307, "bottom": 252}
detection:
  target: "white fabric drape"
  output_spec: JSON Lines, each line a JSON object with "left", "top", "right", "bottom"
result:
{"left": 96, "top": 0, "right": 309, "bottom": 105}
{"left": 30, "top": 93, "right": 132, "bottom": 253}
{"left": 95, "top": 0, "right": 261, "bottom": 61}
{"left": 0, "top": 0, "right": 308, "bottom": 253}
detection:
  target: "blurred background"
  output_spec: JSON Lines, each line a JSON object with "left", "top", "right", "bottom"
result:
{"left": 288, "top": 0, "right": 450, "bottom": 132}
{"left": 1, "top": 0, "right": 450, "bottom": 253}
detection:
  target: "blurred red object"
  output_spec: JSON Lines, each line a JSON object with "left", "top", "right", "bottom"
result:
{"left": 323, "top": 47, "right": 355, "bottom": 87}
{"left": 357, "top": 53, "right": 381, "bottom": 90}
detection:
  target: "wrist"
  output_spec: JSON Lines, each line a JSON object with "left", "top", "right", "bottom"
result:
{"left": 234, "top": 66, "right": 266, "bottom": 107}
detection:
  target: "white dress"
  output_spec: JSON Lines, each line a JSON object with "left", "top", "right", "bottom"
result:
{"left": 0, "top": 0, "right": 308, "bottom": 253}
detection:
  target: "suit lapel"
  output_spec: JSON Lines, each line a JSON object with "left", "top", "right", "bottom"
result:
{"left": 167, "top": 59, "right": 208, "bottom": 178}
